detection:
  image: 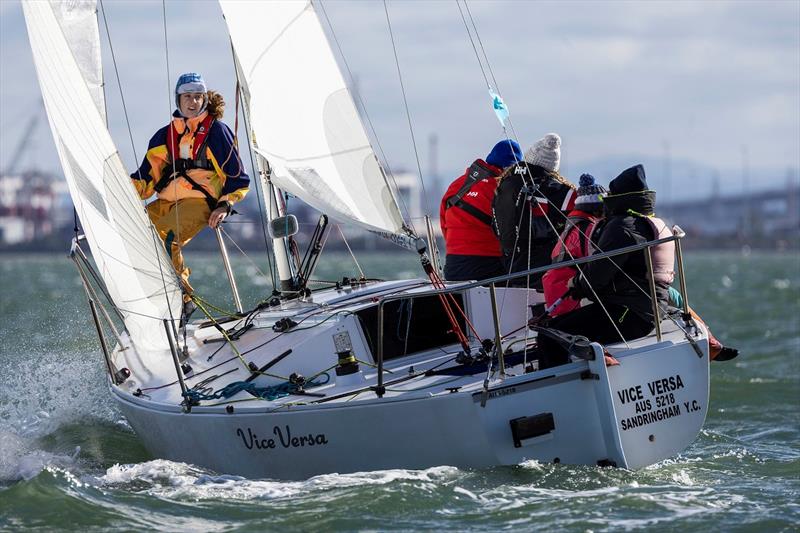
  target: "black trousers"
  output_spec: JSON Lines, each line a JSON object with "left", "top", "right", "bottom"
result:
{"left": 536, "top": 303, "right": 654, "bottom": 366}
{"left": 444, "top": 254, "right": 505, "bottom": 281}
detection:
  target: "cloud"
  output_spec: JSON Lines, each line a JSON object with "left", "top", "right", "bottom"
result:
{"left": 1, "top": 0, "right": 798, "bottom": 193}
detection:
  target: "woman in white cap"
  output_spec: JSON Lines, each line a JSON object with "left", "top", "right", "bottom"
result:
{"left": 130, "top": 72, "right": 249, "bottom": 322}
{"left": 492, "top": 133, "right": 576, "bottom": 288}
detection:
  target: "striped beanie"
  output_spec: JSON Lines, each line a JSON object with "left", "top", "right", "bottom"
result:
{"left": 575, "top": 173, "right": 606, "bottom": 209}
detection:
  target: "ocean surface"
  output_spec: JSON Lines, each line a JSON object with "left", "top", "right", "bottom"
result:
{"left": 1, "top": 250, "right": 798, "bottom": 532}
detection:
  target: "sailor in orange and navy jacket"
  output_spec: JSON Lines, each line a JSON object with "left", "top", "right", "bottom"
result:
{"left": 542, "top": 173, "right": 606, "bottom": 317}
{"left": 130, "top": 72, "right": 249, "bottom": 311}
{"left": 440, "top": 140, "right": 522, "bottom": 281}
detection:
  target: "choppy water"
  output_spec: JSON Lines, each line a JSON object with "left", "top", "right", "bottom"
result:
{"left": 1, "top": 251, "right": 798, "bottom": 531}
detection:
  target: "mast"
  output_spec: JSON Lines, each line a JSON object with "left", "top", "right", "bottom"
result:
{"left": 257, "top": 154, "right": 298, "bottom": 293}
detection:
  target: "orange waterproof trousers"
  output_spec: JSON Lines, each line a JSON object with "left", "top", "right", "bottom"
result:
{"left": 147, "top": 198, "right": 211, "bottom": 302}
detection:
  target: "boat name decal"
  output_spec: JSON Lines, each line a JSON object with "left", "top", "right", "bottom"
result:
{"left": 236, "top": 426, "right": 329, "bottom": 450}
{"left": 614, "top": 373, "right": 703, "bottom": 431}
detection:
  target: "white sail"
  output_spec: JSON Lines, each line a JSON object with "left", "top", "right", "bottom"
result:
{"left": 22, "top": 1, "right": 182, "bottom": 355}
{"left": 49, "top": 0, "right": 106, "bottom": 121}
{"left": 219, "top": 0, "right": 407, "bottom": 235}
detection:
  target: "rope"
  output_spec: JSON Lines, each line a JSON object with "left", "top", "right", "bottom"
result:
{"left": 192, "top": 296, "right": 256, "bottom": 373}
{"left": 183, "top": 374, "right": 330, "bottom": 403}
{"left": 524, "top": 176, "right": 534, "bottom": 363}
{"left": 460, "top": 0, "right": 523, "bottom": 148}
{"left": 428, "top": 267, "right": 482, "bottom": 341}
{"left": 463, "top": 1, "right": 500, "bottom": 93}
{"left": 382, "top": 0, "right": 432, "bottom": 218}
{"left": 192, "top": 294, "right": 238, "bottom": 319}
{"left": 455, "top": 0, "right": 489, "bottom": 90}
{"left": 98, "top": 0, "right": 140, "bottom": 171}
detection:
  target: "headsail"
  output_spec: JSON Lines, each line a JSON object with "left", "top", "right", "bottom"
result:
{"left": 219, "top": 0, "right": 408, "bottom": 236}
{"left": 22, "top": 0, "right": 182, "bottom": 355}
{"left": 49, "top": 0, "right": 106, "bottom": 121}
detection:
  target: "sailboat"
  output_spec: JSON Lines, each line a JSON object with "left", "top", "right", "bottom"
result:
{"left": 23, "top": 0, "right": 714, "bottom": 480}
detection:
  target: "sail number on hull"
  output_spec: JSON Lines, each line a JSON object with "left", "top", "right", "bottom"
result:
{"left": 614, "top": 374, "right": 702, "bottom": 431}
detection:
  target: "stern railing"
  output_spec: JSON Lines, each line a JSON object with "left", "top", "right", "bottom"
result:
{"left": 373, "top": 226, "right": 690, "bottom": 397}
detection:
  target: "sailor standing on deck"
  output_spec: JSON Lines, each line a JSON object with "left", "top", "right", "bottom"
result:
{"left": 440, "top": 140, "right": 522, "bottom": 281}
{"left": 130, "top": 73, "right": 249, "bottom": 321}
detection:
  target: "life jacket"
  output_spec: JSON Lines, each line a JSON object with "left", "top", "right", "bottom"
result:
{"left": 643, "top": 216, "right": 675, "bottom": 284}
{"left": 551, "top": 214, "right": 595, "bottom": 263}
{"left": 524, "top": 167, "right": 576, "bottom": 242}
{"left": 166, "top": 113, "right": 215, "bottom": 172}
{"left": 542, "top": 212, "right": 597, "bottom": 316}
{"left": 157, "top": 113, "right": 218, "bottom": 209}
{"left": 444, "top": 159, "right": 497, "bottom": 226}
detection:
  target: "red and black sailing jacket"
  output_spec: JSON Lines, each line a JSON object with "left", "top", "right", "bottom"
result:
{"left": 542, "top": 210, "right": 599, "bottom": 317}
{"left": 439, "top": 159, "right": 503, "bottom": 257}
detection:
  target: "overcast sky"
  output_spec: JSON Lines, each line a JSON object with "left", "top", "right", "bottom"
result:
{"left": 1, "top": 0, "right": 798, "bottom": 201}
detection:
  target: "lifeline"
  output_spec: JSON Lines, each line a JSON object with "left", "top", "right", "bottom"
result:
{"left": 620, "top": 404, "right": 681, "bottom": 431}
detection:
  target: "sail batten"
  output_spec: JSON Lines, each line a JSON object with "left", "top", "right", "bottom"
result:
{"left": 219, "top": 0, "right": 408, "bottom": 236}
{"left": 23, "top": 0, "right": 182, "bottom": 359}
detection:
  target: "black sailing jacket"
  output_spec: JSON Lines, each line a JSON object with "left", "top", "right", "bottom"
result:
{"left": 492, "top": 163, "right": 576, "bottom": 276}
{"left": 577, "top": 190, "right": 669, "bottom": 322}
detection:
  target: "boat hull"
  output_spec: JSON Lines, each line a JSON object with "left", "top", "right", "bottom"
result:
{"left": 113, "top": 335, "right": 709, "bottom": 479}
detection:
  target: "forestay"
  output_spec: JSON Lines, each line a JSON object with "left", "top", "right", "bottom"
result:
{"left": 219, "top": 0, "right": 407, "bottom": 236}
{"left": 22, "top": 0, "right": 182, "bottom": 355}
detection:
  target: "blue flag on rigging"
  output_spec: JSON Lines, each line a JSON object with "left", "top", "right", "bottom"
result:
{"left": 489, "top": 89, "right": 509, "bottom": 126}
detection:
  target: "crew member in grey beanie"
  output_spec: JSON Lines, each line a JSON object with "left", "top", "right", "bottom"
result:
{"left": 492, "top": 132, "right": 575, "bottom": 288}
{"left": 524, "top": 133, "right": 561, "bottom": 173}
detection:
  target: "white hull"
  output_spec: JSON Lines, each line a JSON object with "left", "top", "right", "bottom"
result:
{"left": 110, "top": 284, "right": 710, "bottom": 479}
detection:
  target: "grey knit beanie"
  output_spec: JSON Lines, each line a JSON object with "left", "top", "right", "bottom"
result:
{"left": 524, "top": 133, "right": 561, "bottom": 172}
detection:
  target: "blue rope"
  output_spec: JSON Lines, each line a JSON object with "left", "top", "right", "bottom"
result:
{"left": 183, "top": 374, "right": 330, "bottom": 403}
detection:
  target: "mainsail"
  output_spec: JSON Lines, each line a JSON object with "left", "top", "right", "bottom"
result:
{"left": 219, "top": 0, "right": 408, "bottom": 237}
{"left": 22, "top": 0, "right": 182, "bottom": 355}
